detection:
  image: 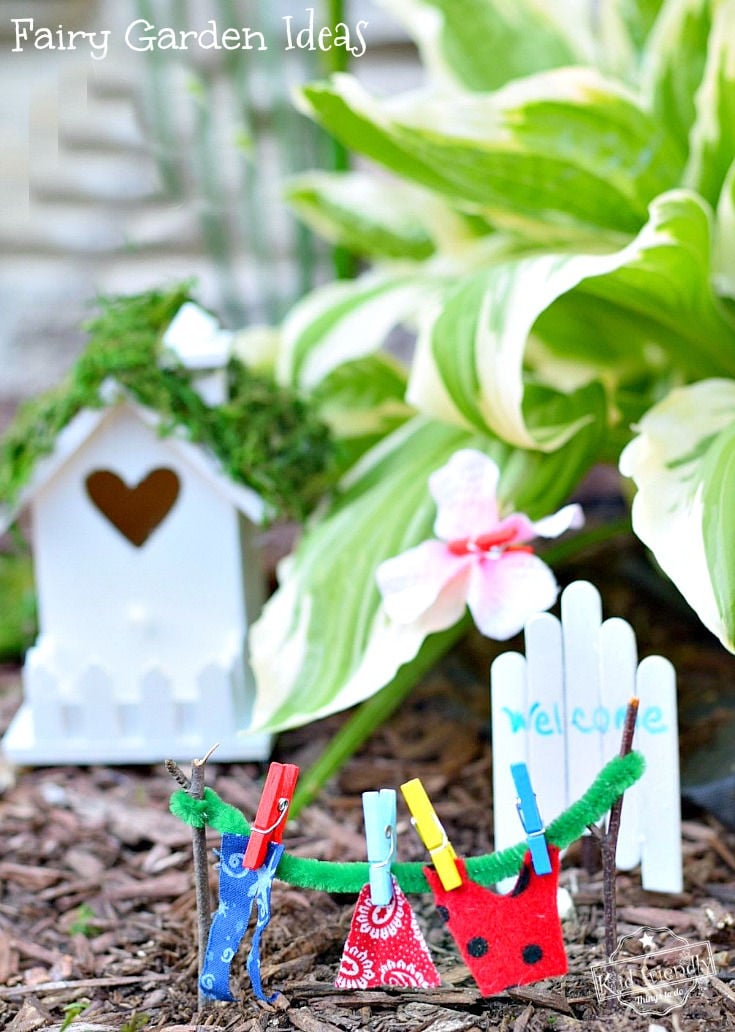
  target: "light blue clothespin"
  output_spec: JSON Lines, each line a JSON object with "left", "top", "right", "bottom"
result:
{"left": 511, "top": 763, "right": 552, "bottom": 876}
{"left": 362, "top": 789, "right": 397, "bottom": 905}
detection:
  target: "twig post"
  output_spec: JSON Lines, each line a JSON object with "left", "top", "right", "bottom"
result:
{"left": 165, "top": 743, "right": 219, "bottom": 1012}
{"left": 600, "top": 698, "right": 639, "bottom": 958}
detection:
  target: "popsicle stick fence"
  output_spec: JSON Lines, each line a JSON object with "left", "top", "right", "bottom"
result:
{"left": 491, "top": 580, "right": 682, "bottom": 894}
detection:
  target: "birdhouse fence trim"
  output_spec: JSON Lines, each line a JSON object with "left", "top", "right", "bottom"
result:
{"left": 5, "top": 649, "right": 271, "bottom": 765}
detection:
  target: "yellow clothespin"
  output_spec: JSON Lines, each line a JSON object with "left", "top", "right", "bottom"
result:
{"left": 401, "top": 778, "right": 462, "bottom": 891}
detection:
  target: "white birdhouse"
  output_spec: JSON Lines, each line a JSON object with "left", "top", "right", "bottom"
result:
{"left": 1, "top": 303, "right": 274, "bottom": 764}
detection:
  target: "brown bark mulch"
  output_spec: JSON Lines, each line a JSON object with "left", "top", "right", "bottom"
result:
{"left": 1, "top": 540, "right": 735, "bottom": 1031}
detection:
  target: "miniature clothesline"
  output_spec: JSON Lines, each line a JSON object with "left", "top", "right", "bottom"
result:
{"left": 170, "top": 750, "right": 644, "bottom": 893}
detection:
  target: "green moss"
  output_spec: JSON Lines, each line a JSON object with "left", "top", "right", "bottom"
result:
{"left": 0, "top": 286, "right": 335, "bottom": 522}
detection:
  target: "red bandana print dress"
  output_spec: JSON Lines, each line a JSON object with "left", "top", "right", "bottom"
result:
{"left": 335, "top": 878, "right": 441, "bottom": 989}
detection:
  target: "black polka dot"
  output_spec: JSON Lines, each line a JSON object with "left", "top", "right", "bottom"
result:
{"left": 522, "top": 943, "right": 543, "bottom": 965}
{"left": 467, "top": 936, "right": 489, "bottom": 958}
{"left": 436, "top": 905, "right": 450, "bottom": 924}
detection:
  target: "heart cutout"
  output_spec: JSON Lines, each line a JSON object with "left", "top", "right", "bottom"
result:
{"left": 85, "top": 468, "right": 180, "bottom": 547}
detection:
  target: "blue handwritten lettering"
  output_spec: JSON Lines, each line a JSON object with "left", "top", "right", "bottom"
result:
{"left": 571, "top": 706, "right": 592, "bottom": 733}
{"left": 535, "top": 709, "right": 553, "bottom": 735}
{"left": 501, "top": 701, "right": 668, "bottom": 735}
{"left": 641, "top": 705, "right": 667, "bottom": 733}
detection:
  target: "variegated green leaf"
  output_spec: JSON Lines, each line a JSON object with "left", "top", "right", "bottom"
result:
{"left": 297, "top": 70, "right": 685, "bottom": 239}
{"left": 641, "top": 0, "right": 712, "bottom": 149}
{"left": 702, "top": 420, "right": 735, "bottom": 649}
{"left": 277, "top": 273, "right": 437, "bottom": 389}
{"left": 380, "top": 0, "right": 578, "bottom": 92}
{"left": 610, "top": 0, "right": 667, "bottom": 53}
{"left": 408, "top": 191, "right": 735, "bottom": 450}
{"left": 714, "top": 158, "right": 735, "bottom": 298}
{"left": 248, "top": 415, "right": 601, "bottom": 731}
{"left": 684, "top": 0, "right": 735, "bottom": 207}
{"left": 285, "top": 171, "right": 438, "bottom": 260}
{"left": 586, "top": 0, "right": 667, "bottom": 80}
{"left": 620, "top": 379, "right": 735, "bottom": 650}
{"left": 571, "top": 190, "right": 735, "bottom": 376}
{"left": 311, "top": 353, "right": 414, "bottom": 473}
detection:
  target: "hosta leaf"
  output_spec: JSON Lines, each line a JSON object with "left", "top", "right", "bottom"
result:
{"left": 572, "top": 190, "right": 735, "bottom": 375}
{"left": 408, "top": 191, "right": 735, "bottom": 450}
{"left": 685, "top": 0, "right": 735, "bottom": 207}
{"left": 610, "top": 0, "right": 667, "bottom": 53}
{"left": 248, "top": 415, "right": 600, "bottom": 731}
{"left": 702, "top": 422, "right": 735, "bottom": 648}
{"left": 714, "top": 159, "right": 735, "bottom": 298}
{"left": 380, "top": 0, "right": 578, "bottom": 92}
{"left": 311, "top": 353, "right": 414, "bottom": 473}
{"left": 409, "top": 257, "right": 612, "bottom": 448}
{"left": 642, "top": 0, "right": 712, "bottom": 149}
{"left": 285, "top": 171, "right": 437, "bottom": 260}
{"left": 588, "top": 0, "right": 667, "bottom": 80}
{"left": 298, "top": 70, "right": 685, "bottom": 239}
{"left": 277, "top": 273, "right": 435, "bottom": 389}
{"left": 620, "top": 379, "right": 735, "bottom": 650}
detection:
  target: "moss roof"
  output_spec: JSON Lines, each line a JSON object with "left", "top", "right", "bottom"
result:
{"left": 0, "top": 285, "right": 335, "bottom": 523}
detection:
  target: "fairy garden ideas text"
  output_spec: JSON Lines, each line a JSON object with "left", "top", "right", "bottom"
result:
{"left": 10, "top": 9, "right": 369, "bottom": 60}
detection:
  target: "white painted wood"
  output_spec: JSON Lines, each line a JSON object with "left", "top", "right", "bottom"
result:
{"left": 525, "top": 612, "right": 567, "bottom": 819}
{"left": 599, "top": 617, "right": 641, "bottom": 870}
{"left": 491, "top": 580, "right": 682, "bottom": 893}
{"left": 24, "top": 659, "right": 60, "bottom": 742}
{"left": 1, "top": 395, "right": 273, "bottom": 766}
{"left": 197, "top": 663, "right": 234, "bottom": 741}
{"left": 491, "top": 651, "right": 528, "bottom": 889}
{"left": 561, "top": 581, "right": 604, "bottom": 793}
{"left": 162, "top": 302, "right": 231, "bottom": 405}
{"left": 140, "top": 668, "right": 175, "bottom": 740}
{"left": 77, "top": 665, "right": 117, "bottom": 741}
{"left": 637, "top": 656, "right": 683, "bottom": 892}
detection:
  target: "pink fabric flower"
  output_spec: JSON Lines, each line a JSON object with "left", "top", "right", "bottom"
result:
{"left": 375, "top": 449, "right": 583, "bottom": 640}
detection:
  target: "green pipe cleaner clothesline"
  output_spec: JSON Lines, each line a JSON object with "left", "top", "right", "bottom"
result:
{"left": 170, "top": 751, "right": 644, "bottom": 894}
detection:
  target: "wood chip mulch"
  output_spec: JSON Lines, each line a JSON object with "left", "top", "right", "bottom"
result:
{"left": 1, "top": 544, "right": 735, "bottom": 1031}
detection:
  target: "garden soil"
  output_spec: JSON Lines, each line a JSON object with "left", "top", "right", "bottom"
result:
{"left": 1, "top": 533, "right": 734, "bottom": 1032}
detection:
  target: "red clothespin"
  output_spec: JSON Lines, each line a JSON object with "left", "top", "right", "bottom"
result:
{"left": 242, "top": 762, "right": 300, "bottom": 870}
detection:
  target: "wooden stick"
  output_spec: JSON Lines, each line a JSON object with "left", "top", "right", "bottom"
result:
{"left": 601, "top": 698, "right": 639, "bottom": 958}
{"left": 165, "top": 743, "right": 219, "bottom": 1012}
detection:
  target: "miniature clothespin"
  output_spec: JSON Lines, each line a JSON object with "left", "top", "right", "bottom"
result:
{"left": 401, "top": 778, "right": 462, "bottom": 891}
{"left": 243, "top": 762, "right": 300, "bottom": 870}
{"left": 362, "top": 789, "right": 397, "bottom": 906}
{"left": 511, "top": 762, "right": 552, "bottom": 876}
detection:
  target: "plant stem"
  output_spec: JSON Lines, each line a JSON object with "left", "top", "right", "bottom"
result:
{"left": 292, "top": 518, "right": 633, "bottom": 816}
{"left": 601, "top": 697, "right": 639, "bottom": 958}
{"left": 290, "top": 617, "right": 471, "bottom": 817}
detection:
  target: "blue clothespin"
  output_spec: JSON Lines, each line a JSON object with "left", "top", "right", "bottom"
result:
{"left": 511, "top": 763, "right": 552, "bottom": 876}
{"left": 362, "top": 789, "right": 397, "bottom": 905}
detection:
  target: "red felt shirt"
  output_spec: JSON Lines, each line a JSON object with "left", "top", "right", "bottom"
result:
{"left": 424, "top": 846, "right": 567, "bottom": 996}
